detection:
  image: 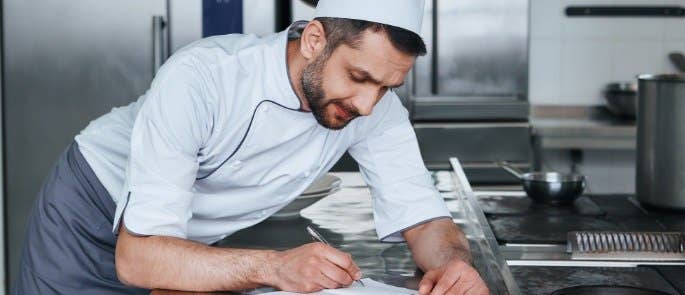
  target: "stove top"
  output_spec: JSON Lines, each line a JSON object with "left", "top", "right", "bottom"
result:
{"left": 476, "top": 193, "right": 685, "bottom": 294}
{"left": 477, "top": 194, "right": 681, "bottom": 245}
{"left": 478, "top": 195, "right": 604, "bottom": 216}
{"left": 437, "top": 168, "right": 685, "bottom": 294}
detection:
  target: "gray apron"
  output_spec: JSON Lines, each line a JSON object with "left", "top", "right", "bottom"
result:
{"left": 14, "top": 142, "right": 148, "bottom": 294}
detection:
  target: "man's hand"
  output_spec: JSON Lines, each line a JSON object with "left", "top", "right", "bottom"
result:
{"left": 418, "top": 258, "right": 489, "bottom": 295}
{"left": 403, "top": 219, "right": 489, "bottom": 295}
{"left": 268, "top": 242, "right": 362, "bottom": 293}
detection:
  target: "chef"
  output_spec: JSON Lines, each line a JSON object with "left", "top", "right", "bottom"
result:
{"left": 16, "top": 0, "right": 489, "bottom": 294}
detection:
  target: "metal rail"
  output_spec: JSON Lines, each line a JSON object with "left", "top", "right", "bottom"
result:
{"left": 450, "top": 158, "right": 521, "bottom": 295}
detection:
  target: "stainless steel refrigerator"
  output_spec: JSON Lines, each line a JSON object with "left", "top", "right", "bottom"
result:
{"left": 1, "top": 0, "right": 206, "bottom": 290}
{"left": 408, "top": 0, "right": 531, "bottom": 183}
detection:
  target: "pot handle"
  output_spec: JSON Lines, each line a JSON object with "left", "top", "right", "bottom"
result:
{"left": 496, "top": 160, "right": 525, "bottom": 179}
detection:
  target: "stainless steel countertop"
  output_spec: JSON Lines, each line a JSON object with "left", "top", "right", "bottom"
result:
{"left": 530, "top": 106, "right": 636, "bottom": 150}
{"left": 151, "top": 171, "right": 517, "bottom": 294}
{"left": 148, "top": 168, "right": 685, "bottom": 294}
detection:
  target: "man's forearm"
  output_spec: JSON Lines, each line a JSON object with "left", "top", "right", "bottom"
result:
{"left": 402, "top": 218, "right": 472, "bottom": 271}
{"left": 116, "top": 224, "right": 276, "bottom": 292}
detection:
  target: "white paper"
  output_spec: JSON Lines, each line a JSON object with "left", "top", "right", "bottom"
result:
{"left": 263, "top": 278, "right": 418, "bottom": 295}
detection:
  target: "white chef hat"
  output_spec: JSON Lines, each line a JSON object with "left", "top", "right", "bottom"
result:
{"left": 313, "top": 0, "right": 426, "bottom": 36}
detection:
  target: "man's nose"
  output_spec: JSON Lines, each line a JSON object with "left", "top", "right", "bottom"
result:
{"left": 350, "top": 90, "right": 377, "bottom": 116}
{"left": 350, "top": 96, "right": 374, "bottom": 116}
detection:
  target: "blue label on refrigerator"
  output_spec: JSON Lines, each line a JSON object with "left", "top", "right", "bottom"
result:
{"left": 203, "top": 0, "right": 243, "bottom": 37}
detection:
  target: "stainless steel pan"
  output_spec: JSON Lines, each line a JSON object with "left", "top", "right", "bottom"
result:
{"left": 497, "top": 161, "right": 586, "bottom": 205}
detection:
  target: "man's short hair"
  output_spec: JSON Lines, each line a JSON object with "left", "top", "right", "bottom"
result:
{"left": 314, "top": 17, "right": 427, "bottom": 57}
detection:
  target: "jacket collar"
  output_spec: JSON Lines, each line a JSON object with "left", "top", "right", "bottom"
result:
{"left": 263, "top": 24, "right": 306, "bottom": 111}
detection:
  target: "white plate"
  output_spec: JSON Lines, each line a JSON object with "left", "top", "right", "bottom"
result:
{"left": 270, "top": 175, "right": 341, "bottom": 220}
{"left": 270, "top": 187, "right": 340, "bottom": 219}
{"left": 301, "top": 174, "right": 341, "bottom": 195}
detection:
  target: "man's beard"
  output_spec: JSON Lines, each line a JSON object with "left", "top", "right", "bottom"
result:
{"left": 301, "top": 53, "right": 359, "bottom": 130}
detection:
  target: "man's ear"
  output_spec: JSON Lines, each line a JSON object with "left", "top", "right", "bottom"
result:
{"left": 300, "top": 20, "right": 327, "bottom": 60}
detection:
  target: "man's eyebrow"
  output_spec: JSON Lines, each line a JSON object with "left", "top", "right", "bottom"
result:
{"left": 350, "top": 67, "right": 405, "bottom": 88}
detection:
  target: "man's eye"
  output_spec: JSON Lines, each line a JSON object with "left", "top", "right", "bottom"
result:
{"left": 349, "top": 74, "right": 365, "bottom": 83}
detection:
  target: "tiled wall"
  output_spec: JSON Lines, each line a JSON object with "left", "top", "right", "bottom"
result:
{"left": 529, "top": 0, "right": 685, "bottom": 105}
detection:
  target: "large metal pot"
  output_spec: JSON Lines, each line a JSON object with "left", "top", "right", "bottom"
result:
{"left": 636, "top": 74, "right": 685, "bottom": 210}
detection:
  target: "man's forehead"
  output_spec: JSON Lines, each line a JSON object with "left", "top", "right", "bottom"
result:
{"left": 344, "top": 62, "right": 407, "bottom": 89}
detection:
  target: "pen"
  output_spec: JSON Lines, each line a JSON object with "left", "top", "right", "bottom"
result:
{"left": 305, "top": 225, "right": 365, "bottom": 287}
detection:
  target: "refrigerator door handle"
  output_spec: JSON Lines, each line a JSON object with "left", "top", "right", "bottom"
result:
{"left": 152, "top": 15, "right": 169, "bottom": 77}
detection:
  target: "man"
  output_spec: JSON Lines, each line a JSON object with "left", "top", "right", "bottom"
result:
{"left": 16, "top": 0, "right": 489, "bottom": 294}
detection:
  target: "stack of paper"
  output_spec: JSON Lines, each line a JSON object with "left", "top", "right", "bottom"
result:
{"left": 264, "top": 278, "right": 418, "bottom": 295}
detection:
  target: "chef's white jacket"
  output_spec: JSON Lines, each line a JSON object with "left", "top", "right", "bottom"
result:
{"left": 75, "top": 27, "right": 451, "bottom": 245}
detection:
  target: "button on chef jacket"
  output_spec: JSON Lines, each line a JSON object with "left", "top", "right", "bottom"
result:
{"left": 74, "top": 25, "right": 451, "bottom": 245}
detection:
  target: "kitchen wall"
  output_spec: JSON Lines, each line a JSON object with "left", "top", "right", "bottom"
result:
{"left": 529, "top": 0, "right": 685, "bottom": 105}
{"left": 530, "top": 0, "right": 685, "bottom": 194}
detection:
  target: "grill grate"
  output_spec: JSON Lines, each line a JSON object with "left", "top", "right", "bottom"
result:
{"left": 567, "top": 231, "right": 685, "bottom": 261}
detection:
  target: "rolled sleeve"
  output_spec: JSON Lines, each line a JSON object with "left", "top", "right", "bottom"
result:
{"left": 112, "top": 61, "right": 213, "bottom": 239}
{"left": 348, "top": 94, "right": 451, "bottom": 243}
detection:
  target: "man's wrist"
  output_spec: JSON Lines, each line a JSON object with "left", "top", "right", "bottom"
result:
{"left": 251, "top": 250, "right": 281, "bottom": 287}
{"left": 454, "top": 248, "right": 474, "bottom": 266}
{"left": 430, "top": 248, "right": 473, "bottom": 271}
